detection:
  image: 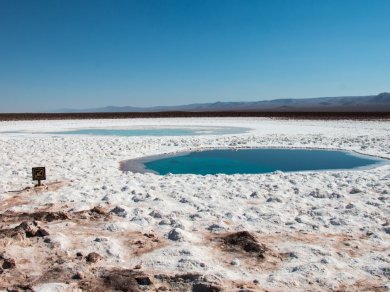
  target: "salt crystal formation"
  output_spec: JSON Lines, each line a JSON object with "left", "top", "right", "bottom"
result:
{"left": 0, "top": 118, "right": 389, "bottom": 291}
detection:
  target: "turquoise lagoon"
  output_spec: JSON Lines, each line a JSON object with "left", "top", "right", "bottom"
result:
{"left": 122, "top": 148, "right": 385, "bottom": 175}
{"left": 46, "top": 127, "right": 249, "bottom": 136}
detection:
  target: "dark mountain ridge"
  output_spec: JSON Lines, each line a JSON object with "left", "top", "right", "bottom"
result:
{"left": 55, "top": 92, "right": 390, "bottom": 113}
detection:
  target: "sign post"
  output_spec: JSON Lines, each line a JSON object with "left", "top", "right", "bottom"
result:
{"left": 32, "top": 167, "right": 46, "bottom": 186}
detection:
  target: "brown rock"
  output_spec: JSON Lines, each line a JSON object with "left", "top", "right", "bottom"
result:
{"left": 55, "top": 258, "right": 66, "bottom": 264}
{"left": 86, "top": 252, "right": 102, "bottom": 263}
{"left": 135, "top": 276, "right": 152, "bottom": 286}
{"left": 2, "top": 258, "right": 16, "bottom": 269}
{"left": 72, "top": 271, "right": 85, "bottom": 280}
{"left": 18, "top": 221, "right": 49, "bottom": 237}
{"left": 90, "top": 206, "right": 106, "bottom": 215}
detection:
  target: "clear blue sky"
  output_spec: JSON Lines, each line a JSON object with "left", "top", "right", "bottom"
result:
{"left": 0, "top": 0, "right": 389, "bottom": 112}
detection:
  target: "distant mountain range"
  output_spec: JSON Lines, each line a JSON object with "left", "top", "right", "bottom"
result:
{"left": 56, "top": 92, "right": 390, "bottom": 113}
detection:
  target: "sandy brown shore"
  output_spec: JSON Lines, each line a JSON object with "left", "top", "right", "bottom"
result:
{"left": 1, "top": 111, "right": 390, "bottom": 121}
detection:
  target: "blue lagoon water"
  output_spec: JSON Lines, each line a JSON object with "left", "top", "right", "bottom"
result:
{"left": 46, "top": 127, "right": 249, "bottom": 136}
{"left": 126, "top": 148, "right": 385, "bottom": 175}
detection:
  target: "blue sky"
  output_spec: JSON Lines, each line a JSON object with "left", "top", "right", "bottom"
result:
{"left": 0, "top": 0, "right": 389, "bottom": 112}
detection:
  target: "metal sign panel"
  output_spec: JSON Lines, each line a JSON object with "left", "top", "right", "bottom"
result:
{"left": 32, "top": 167, "right": 46, "bottom": 181}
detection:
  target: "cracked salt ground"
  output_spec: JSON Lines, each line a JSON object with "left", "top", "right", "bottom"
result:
{"left": 0, "top": 118, "right": 389, "bottom": 291}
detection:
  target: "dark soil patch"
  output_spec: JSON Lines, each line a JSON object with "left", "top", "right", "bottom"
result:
{"left": 73, "top": 206, "right": 111, "bottom": 221}
{"left": 77, "top": 268, "right": 153, "bottom": 292}
{"left": 0, "top": 221, "right": 49, "bottom": 239}
{"left": 103, "top": 269, "right": 150, "bottom": 291}
{"left": 0, "top": 211, "right": 69, "bottom": 224}
{"left": 221, "top": 231, "right": 268, "bottom": 258}
{"left": 30, "top": 211, "right": 69, "bottom": 222}
{"left": 89, "top": 206, "right": 107, "bottom": 215}
{"left": 2, "top": 285, "right": 34, "bottom": 292}
{"left": 0, "top": 207, "right": 110, "bottom": 226}
{"left": 36, "top": 266, "right": 70, "bottom": 284}
{"left": 155, "top": 273, "right": 222, "bottom": 292}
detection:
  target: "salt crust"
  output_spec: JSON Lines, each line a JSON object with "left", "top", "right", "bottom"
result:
{"left": 0, "top": 118, "right": 389, "bottom": 291}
